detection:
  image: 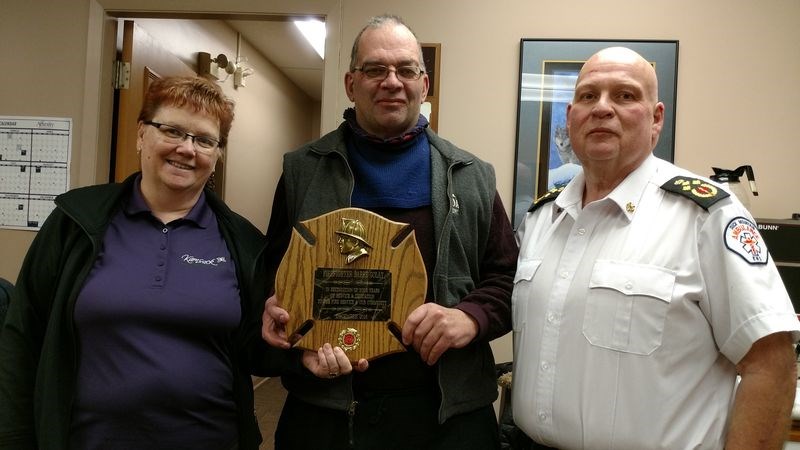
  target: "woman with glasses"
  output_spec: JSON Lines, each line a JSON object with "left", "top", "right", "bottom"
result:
{"left": 0, "top": 76, "right": 286, "bottom": 450}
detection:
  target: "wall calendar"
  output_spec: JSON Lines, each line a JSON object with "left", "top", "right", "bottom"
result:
{"left": 0, "top": 116, "right": 71, "bottom": 231}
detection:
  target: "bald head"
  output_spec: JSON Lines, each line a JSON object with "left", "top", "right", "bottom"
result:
{"left": 579, "top": 47, "right": 659, "bottom": 103}
{"left": 566, "top": 46, "right": 666, "bottom": 188}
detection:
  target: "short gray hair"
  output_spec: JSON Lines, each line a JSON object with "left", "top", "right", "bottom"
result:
{"left": 348, "top": 14, "right": 426, "bottom": 72}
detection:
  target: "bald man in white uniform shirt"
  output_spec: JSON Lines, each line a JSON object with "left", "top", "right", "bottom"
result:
{"left": 512, "top": 47, "right": 799, "bottom": 450}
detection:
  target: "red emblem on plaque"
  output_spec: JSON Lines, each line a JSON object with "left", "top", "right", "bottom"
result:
{"left": 338, "top": 328, "right": 361, "bottom": 352}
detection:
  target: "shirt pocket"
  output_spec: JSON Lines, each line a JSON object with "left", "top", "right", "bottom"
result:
{"left": 582, "top": 260, "right": 675, "bottom": 355}
{"left": 512, "top": 259, "right": 542, "bottom": 332}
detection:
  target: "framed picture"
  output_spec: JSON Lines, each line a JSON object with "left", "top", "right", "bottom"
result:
{"left": 512, "top": 39, "right": 679, "bottom": 228}
{"left": 421, "top": 43, "right": 441, "bottom": 132}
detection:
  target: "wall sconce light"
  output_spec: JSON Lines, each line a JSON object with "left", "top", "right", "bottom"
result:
{"left": 198, "top": 51, "right": 255, "bottom": 88}
{"left": 216, "top": 54, "right": 238, "bottom": 76}
{"left": 197, "top": 52, "right": 236, "bottom": 80}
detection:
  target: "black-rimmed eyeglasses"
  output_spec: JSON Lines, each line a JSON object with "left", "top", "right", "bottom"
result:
{"left": 144, "top": 121, "right": 220, "bottom": 154}
{"left": 352, "top": 64, "right": 425, "bottom": 81}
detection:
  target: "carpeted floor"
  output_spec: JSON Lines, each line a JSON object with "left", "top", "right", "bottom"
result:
{"left": 253, "top": 377, "right": 288, "bottom": 450}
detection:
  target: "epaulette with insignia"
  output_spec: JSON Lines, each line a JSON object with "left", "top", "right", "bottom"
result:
{"left": 528, "top": 187, "right": 564, "bottom": 213}
{"left": 660, "top": 176, "right": 730, "bottom": 210}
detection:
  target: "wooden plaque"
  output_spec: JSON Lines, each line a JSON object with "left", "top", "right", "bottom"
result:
{"left": 275, "top": 208, "right": 427, "bottom": 361}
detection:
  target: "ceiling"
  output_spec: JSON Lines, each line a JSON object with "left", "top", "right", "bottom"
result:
{"left": 226, "top": 19, "right": 325, "bottom": 101}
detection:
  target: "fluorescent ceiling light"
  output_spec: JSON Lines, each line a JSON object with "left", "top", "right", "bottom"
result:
{"left": 294, "top": 19, "right": 326, "bottom": 59}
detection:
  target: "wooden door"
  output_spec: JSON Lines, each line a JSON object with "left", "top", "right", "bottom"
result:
{"left": 113, "top": 20, "right": 196, "bottom": 182}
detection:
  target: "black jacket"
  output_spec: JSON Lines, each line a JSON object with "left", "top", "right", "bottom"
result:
{"left": 0, "top": 173, "right": 289, "bottom": 450}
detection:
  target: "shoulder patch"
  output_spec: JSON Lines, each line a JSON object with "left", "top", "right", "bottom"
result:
{"left": 528, "top": 187, "right": 564, "bottom": 213}
{"left": 660, "top": 176, "right": 729, "bottom": 210}
{"left": 724, "top": 217, "right": 769, "bottom": 264}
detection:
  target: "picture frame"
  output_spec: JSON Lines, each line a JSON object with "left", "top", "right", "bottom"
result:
{"left": 512, "top": 39, "right": 679, "bottom": 228}
{"left": 421, "top": 43, "right": 441, "bottom": 132}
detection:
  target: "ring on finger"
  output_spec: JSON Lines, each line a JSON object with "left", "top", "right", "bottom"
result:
{"left": 328, "top": 372, "right": 339, "bottom": 378}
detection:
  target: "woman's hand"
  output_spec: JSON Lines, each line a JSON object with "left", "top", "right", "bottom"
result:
{"left": 302, "top": 344, "right": 369, "bottom": 379}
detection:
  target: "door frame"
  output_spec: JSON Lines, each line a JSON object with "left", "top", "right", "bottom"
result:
{"left": 85, "top": 0, "right": 343, "bottom": 185}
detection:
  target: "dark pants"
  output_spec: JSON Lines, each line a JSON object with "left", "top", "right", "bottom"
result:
{"left": 275, "top": 391, "right": 500, "bottom": 450}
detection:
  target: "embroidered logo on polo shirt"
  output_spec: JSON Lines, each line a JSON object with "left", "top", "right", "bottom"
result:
{"left": 181, "top": 254, "right": 228, "bottom": 266}
{"left": 724, "top": 217, "right": 768, "bottom": 264}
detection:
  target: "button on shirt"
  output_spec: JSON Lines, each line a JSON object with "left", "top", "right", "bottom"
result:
{"left": 512, "top": 155, "right": 799, "bottom": 449}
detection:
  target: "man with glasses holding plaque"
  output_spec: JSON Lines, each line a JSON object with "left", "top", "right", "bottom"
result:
{"left": 261, "top": 14, "right": 517, "bottom": 450}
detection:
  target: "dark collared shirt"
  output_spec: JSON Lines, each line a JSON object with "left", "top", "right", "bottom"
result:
{"left": 71, "top": 178, "right": 241, "bottom": 449}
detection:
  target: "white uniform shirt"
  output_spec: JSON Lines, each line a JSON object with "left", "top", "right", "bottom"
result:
{"left": 512, "top": 155, "right": 799, "bottom": 450}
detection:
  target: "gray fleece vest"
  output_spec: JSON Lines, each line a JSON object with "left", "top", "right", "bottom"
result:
{"left": 280, "top": 124, "right": 500, "bottom": 423}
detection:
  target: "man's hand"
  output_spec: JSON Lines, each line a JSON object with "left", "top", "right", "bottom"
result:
{"left": 401, "top": 303, "right": 479, "bottom": 365}
{"left": 261, "top": 295, "right": 291, "bottom": 349}
{"left": 301, "top": 344, "right": 369, "bottom": 379}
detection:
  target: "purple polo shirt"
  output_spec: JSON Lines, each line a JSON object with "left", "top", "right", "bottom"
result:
{"left": 71, "top": 178, "right": 241, "bottom": 450}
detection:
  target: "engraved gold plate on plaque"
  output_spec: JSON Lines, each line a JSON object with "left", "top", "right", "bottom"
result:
{"left": 275, "top": 208, "right": 427, "bottom": 362}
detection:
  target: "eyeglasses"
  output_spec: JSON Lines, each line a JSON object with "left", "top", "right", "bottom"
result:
{"left": 352, "top": 64, "right": 425, "bottom": 81}
{"left": 144, "top": 121, "right": 220, "bottom": 154}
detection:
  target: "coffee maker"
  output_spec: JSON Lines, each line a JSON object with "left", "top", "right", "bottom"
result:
{"left": 710, "top": 165, "right": 759, "bottom": 211}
